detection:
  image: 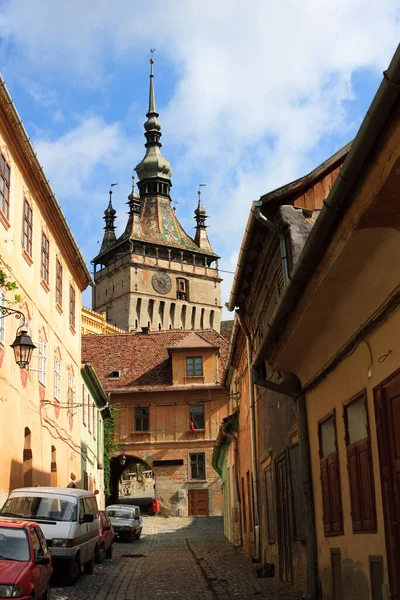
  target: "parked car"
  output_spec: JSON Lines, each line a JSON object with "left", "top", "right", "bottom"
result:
{"left": 95, "top": 511, "right": 114, "bottom": 562}
{"left": 0, "top": 517, "right": 52, "bottom": 600}
{"left": 106, "top": 504, "right": 142, "bottom": 542}
{"left": 0, "top": 487, "right": 100, "bottom": 586}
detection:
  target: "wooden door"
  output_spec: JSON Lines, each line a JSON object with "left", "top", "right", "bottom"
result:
{"left": 188, "top": 489, "right": 209, "bottom": 516}
{"left": 375, "top": 370, "right": 400, "bottom": 599}
{"left": 275, "top": 452, "right": 292, "bottom": 583}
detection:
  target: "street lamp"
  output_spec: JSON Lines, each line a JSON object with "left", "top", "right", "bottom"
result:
{"left": 120, "top": 455, "right": 127, "bottom": 466}
{"left": 0, "top": 306, "right": 36, "bottom": 369}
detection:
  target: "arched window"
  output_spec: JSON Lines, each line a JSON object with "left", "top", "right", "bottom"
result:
{"left": 23, "top": 428, "right": 33, "bottom": 486}
{"left": 50, "top": 446, "right": 57, "bottom": 486}
{"left": 177, "top": 278, "right": 189, "bottom": 301}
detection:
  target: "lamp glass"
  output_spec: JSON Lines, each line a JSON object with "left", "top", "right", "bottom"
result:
{"left": 11, "top": 328, "right": 36, "bottom": 369}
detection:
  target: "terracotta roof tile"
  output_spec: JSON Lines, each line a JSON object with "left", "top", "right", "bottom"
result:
{"left": 82, "top": 328, "right": 228, "bottom": 392}
{"left": 167, "top": 332, "right": 217, "bottom": 349}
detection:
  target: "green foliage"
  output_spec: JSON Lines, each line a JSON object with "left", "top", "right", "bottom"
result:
{"left": 0, "top": 267, "right": 21, "bottom": 303}
{"left": 103, "top": 408, "right": 120, "bottom": 499}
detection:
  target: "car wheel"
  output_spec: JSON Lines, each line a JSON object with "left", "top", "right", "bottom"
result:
{"left": 83, "top": 553, "right": 95, "bottom": 574}
{"left": 64, "top": 556, "right": 80, "bottom": 586}
{"left": 135, "top": 528, "right": 142, "bottom": 540}
{"left": 105, "top": 543, "right": 113, "bottom": 559}
{"left": 95, "top": 543, "right": 105, "bottom": 564}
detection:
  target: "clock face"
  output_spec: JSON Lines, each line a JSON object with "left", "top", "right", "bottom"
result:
{"left": 152, "top": 272, "right": 172, "bottom": 294}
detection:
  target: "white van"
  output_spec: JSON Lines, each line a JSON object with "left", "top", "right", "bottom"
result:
{"left": 1, "top": 487, "right": 100, "bottom": 585}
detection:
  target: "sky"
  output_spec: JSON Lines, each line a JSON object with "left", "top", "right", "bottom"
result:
{"left": 0, "top": 0, "right": 399, "bottom": 314}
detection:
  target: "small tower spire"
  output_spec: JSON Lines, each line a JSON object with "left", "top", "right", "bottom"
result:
{"left": 100, "top": 188, "right": 117, "bottom": 253}
{"left": 127, "top": 175, "right": 141, "bottom": 215}
{"left": 194, "top": 184, "right": 214, "bottom": 254}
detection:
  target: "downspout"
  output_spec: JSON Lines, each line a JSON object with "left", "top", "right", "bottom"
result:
{"left": 224, "top": 429, "right": 243, "bottom": 547}
{"left": 253, "top": 200, "right": 290, "bottom": 282}
{"left": 236, "top": 310, "right": 260, "bottom": 562}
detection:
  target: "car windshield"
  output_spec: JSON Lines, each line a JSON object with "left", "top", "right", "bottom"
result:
{"left": 0, "top": 527, "right": 30, "bottom": 562}
{"left": 107, "top": 509, "right": 135, "bottom": 519}
{"left": 1, "top": 496, "right": 77, "bottom": 522}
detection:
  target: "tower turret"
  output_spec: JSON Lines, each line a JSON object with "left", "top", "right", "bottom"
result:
{"left": 100, "top": 190, "right": 117, "bottom": 253}
{"left": 194, "top": 187, "right": 215, "bottom": 254}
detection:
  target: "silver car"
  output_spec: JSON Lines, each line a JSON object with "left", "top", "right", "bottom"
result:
{"left": 106, "top": 504, "right": 142, "bottom": 542}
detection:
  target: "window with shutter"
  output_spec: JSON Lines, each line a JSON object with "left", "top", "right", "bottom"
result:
{"left": 344, "top": 392, "right": 376, "bottom": 533}
{"left": 318, "top": 411, "right": 343, "bottom": 536}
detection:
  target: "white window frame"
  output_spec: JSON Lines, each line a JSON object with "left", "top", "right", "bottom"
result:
{"left": 0, "top": 291, "right": 5, "bottom": 344}
{"left": 54, "top": 358, "right": 61, "bottom": 401}
{"left": 38, "top": 339, "right": 46, "bottom": 386}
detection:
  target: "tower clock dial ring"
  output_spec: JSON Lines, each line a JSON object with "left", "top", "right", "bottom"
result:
{"left": 152, "top": 272, "right": 172, "bottom": 294}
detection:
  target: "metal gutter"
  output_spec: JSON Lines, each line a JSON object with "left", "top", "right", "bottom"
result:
{"left": 253, "top": 43, "right": 400, "bottom": 369}
{"left": 0, "top": 76, "right": 93, "bottom": 289}
{"left": 253, "top": 200, "right": 290, "bottom": 282}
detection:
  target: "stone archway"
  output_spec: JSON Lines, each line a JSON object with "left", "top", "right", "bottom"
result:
{"left": 109, "top": 454, "right": 155, "bottom": 508}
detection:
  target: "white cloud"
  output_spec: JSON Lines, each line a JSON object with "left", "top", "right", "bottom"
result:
{"left": 33, "top": 116, "right": 138, "bottom": 198}
{"left": 3, "top": 0, "right": 399, "bottom": 316}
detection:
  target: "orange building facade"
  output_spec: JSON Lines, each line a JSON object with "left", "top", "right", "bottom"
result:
{"left": 82, "top": 329, "right": 229, "bottom": 515}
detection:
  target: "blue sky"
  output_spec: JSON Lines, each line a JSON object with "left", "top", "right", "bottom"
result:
{"left": 0, "top": 0, "right": 399, "bottom": 313}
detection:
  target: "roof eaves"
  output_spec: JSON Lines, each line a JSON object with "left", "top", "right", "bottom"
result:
{"left": 227, "top": 143, "right": 351, "bottom": 312}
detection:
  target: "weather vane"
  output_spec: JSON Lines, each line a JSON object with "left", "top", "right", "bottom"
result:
{"left": 198, "top": 183, "right": 207, "bottom": 200}
{"left": 109, "top": 182, "right": 118, "bottom": 197}
{"left": 150, "top": 48, "right": 155, "bottom": 73}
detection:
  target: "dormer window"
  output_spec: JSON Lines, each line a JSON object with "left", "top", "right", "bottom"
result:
{"left": 177, "top": 278, "right": 188, "bottom": 301}
{"left": 186, "top": 356, "right": 203, "bottom": 377}
{"left": 110, "top": 370, "right": 121, "bottom": 378}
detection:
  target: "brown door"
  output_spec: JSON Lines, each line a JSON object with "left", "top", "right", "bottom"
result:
{"left": 375, "top": 369, "right": 400, "bottom": 599}
{"left": 276, "top": 452, "right": 292, "bottom": 583}
{"left": 188, "top": 489, "right": 209, "bottom": 516}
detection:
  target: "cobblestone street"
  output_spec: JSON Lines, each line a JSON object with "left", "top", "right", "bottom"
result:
{"left": 51, "top": 517, "right": 302, "bottom": 600}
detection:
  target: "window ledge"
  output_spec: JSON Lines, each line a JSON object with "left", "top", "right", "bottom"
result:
{"left": 40, "top": 278, "right": 50, "bottom": 293}
{"left": 188, "top": 479, "right": 208, "bottom": 483}
{"left": 22, "top": 248, "right": 33, "bottom": 266}
{"left": 134, "top": 431, "right": 150, "bottom": 434}
{"left": 184, "top": 376, "right": 205, "bottom": 384}
{"left": 188, "top": 429, "right": 205, "bottom": 433}
{"left": 0, "top": 210, "right": 10, "bottom": 231}
{"left": 56, "top": 302, "right": 63, "bottom": 315}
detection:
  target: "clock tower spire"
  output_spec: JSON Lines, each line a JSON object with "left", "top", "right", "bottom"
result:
{"left": 91, "top": 53, "right": 222, "bottom": 334}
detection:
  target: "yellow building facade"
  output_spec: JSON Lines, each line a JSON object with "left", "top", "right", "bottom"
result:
{"left": 0, "top": 77, "right": 92, "bottom": 505}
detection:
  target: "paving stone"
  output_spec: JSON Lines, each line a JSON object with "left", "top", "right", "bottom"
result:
{"left": 51, "top": 516, "right": 302, "bottom": 600}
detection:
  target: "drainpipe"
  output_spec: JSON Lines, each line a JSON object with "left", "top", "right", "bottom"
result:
{"left": 236, "top": 310, "right": 260, "bottom": 563}
{"left": 297, "top": 391, "right": 318, "bottom": 600}
{"left": 223, "top": 429, "right": 243, "bottom": 547}
{"left": 253, "top": 200, "right": 290, "bottom": 283}
{"left": 251, "top": 365, "right": 318, "bottom": 600}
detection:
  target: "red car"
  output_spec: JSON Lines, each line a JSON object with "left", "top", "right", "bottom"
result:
{"left": 95, "top": 511, "right": 114, "bottom": 563}
{"left": 0, "top": 518, "right": 52, "bottom": 600}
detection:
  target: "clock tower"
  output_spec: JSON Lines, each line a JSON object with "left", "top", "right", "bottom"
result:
{"left": 91, "top": 57, "right": 222, "bottom": 333}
